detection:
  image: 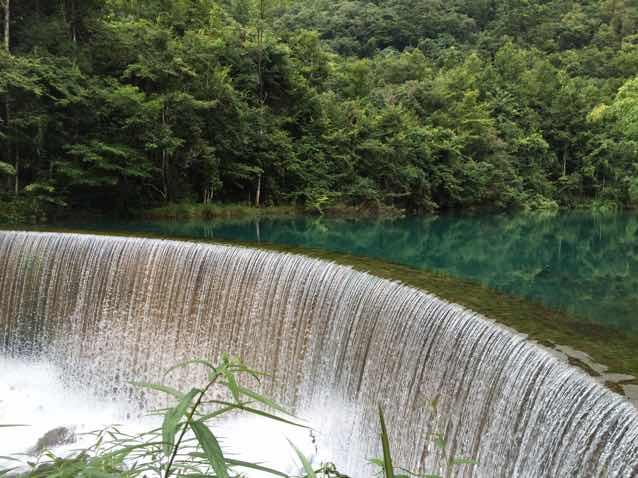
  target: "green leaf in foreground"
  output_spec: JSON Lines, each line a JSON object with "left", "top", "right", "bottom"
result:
{"left": 236, "top": 384, "right": 292, "bottom": 416}
{"left": 225, "top": 458, "right": 288, "bottom": 477}
{"left": 162, "top": 387, "right": 200, "bottom": 456}
{"left": 130, "top": 381, "right": 183, "bottom": 400}
{"left": 200, "top": 400, "right": 308, "bottom": 429}
{"left": 190, "top": 421, "right": 229, "bottom": 478}
{"left": 82, "top": 471, "right": 122, "bottom": 478}
{"left": 221, "top": 367, "right": 241, "bottom": 403}
{"left": 162, "top": 359, "right": 218, "bottom": 379}
{"left": 287, "top": 439, "right": 315, "bottom": 478}
{"left": 379, "top": 407, "right": 394, "bottom": 478}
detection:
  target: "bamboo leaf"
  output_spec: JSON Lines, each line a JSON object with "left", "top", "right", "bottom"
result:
{"left": 287, "top": 439, "right": 315, "bottom": 478}
{"left": 379, "top": 407, "right": 394, "bottom": 478}
{"left": 221, "top": 368, "right": 241, "bottom": 404}
{"left": 235, "top": 405, "right": 308, "bottom": 428}
{"left": 162, "top": 388, "right": 200, "bottom": 456}
{"left": 236, "top": 384, "right": 292, "bottom": 416}
{"left": 225, "top": 458, "right": 289, "bottom": 477}
{"left": 190, "top": 421, "right": 229, "bottom": 478}
{"left": 130, "top": 381, "right": 183, "bottom": 400}
{"left": 196, "top": 403, "right": 240, "bottom": 422}
{"left": 163, "top": 359, "right": 217, "bottom": 378}
{"left": 199, "top": 400, "right": 307, "bottom": 429}
{"left": 84, "top": 471, "right": 123, "bottom": 478}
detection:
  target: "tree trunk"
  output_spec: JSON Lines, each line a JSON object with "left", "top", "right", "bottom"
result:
{"left": 204, "top": 181, "right": 214, "bottom": 204}
{"left": 255, "top": 173, "right": 261, "bottom": 207}
{"left": 257, "top": 0, "right": 265, "bottom": 104}
{"left": 162, "top": 150, "right": 168, "bottom": 201}
{"left": 14, "top": 149, "right": 18, "bottom": 195}
{"left": 3, "top": 0, "right": 10, "bottom": 194}
{"left": 3, "top": 0, "right": 8, "bottom": 52}
{"left": 4, "top": 99, "right": 9, "bottom": 191}
{"left": 70, "top": 0, "right": 77, "bottom": 44}
{"left": 255, "top": 1, "right": 266, "bottom": 209}
{"left": 161, "top": 107, "right": 169, "bottom": 202}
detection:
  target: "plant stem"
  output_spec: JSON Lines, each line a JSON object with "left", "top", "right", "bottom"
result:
{"left": 164, "top": 371, "right": 222, "bottom": 478}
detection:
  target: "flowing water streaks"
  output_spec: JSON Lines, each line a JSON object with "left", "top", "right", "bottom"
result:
{"left": 0, "top": 231, "right": 637, "bottom": 477}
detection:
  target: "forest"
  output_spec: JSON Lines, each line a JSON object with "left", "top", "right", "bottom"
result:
{"left": 1, "top": 0, "right": 638, "bottom": 221}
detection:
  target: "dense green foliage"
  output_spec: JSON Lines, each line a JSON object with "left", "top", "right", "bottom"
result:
{"left": 2, "top": 0, "right": 638, "bottom": 218}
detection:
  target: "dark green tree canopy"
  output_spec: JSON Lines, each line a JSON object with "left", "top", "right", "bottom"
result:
{"left": 1, "top": 0, "right": 638, "bottom": 218}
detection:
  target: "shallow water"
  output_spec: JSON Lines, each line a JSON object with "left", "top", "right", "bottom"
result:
{"left": 60, "top": 211, "right": 638, "bottom": 333}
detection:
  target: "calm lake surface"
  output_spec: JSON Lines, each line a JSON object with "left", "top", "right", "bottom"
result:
{"left": 59, "top": 212, "right": 638, "bottom": 334}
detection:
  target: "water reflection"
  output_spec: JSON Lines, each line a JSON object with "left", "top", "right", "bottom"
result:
{"left": 63, "top": 212, "right": 638, "bottom": 333}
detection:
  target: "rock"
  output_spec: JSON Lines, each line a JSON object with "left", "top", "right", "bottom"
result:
{"left": 602, "top": 373, "right": 636, "bottom": 383}
{"left": 554, "top": 344, "right": 609, "bottom": 375}
{"left": 622, "top": 384, "right": 638, "bottom": 407}
{"left": 29, "top": 426, "right": 76, "bottom": 455}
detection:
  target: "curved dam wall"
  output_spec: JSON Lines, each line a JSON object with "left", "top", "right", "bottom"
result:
{"left": 0, "top": 231, "right": 637, "bottom": 477}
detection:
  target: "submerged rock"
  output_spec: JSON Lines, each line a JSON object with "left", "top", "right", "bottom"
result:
{"left": 29, "top": 427, "right": 76, "bottom": 455}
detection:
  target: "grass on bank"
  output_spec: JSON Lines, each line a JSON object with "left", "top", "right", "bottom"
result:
{"left": 143, "top": 203, "right": 299, "bottom": 221}
{"left": 2, "top": 194, "right": 630, "bottom": 226}
{"left": 142, "top": 202, "right": 405, "bottom": 221}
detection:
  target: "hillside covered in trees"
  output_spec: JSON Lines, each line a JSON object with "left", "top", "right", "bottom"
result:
{"left": 1, "top": 0, "right": 638, "bottom": 220}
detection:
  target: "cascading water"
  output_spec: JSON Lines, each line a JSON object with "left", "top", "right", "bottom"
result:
{"left": 0, "top": 231, "right": 637, "bottom": 477}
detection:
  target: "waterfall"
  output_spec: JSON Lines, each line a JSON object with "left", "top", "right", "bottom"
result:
{"left": 0, "top": 231, "right": 637, "bottom": 477}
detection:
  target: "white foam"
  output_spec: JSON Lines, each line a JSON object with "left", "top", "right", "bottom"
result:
{"left": 0, "top": 357, "right": 144, "bottom": 459}
{"left": 0, "top": 357, "right": 321, "bottom": 476}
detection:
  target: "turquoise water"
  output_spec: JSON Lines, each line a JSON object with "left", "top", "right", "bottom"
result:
{"left": 59, "top": 212, "right": 638, "bottom": 333}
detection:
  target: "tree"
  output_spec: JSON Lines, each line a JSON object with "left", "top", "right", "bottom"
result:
{"left": 3, "top": 0, "right": 638, "bottom": 220}
{"left": 589, "top": 77, "right": 638, "bottom": 205}
{"left": 594, "top": 76, "right": 638, "bottom": 139}
{"left": 2, "top": 0, "right": 11, "bottom": 194}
